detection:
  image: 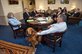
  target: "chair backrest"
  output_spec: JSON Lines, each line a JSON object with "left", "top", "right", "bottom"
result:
{"left": 42, "top": 30, "right": 66, "bottom": 42}
{"left": 68, "top": 12, "right": 82, "bottom": 24}
{"left": 8, "top": 23, "right": 25, "bottom": 38}
{"left": 0, "top": 40, "right": 33, "bottom": 54}
{"left": 41, "top": 30, "right": 67, "bottom": 52}
{"left": 54, "top": 31, "right": 66, "bottom": 37}
{"left": 53, "top": 31, "right": 65, "bottom": 38}
{"left": 8, "top": 23, "right": 21, "bottom": 31}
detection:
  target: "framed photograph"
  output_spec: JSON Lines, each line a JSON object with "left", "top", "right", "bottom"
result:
{"left": 48, "top": 0, "right": 55, "bottom": 4}
{"left": 60, "top": 0, "right": 69, "bottom": 4}
{"left": 8, "top": 0, "right": 19, "bottom": 4}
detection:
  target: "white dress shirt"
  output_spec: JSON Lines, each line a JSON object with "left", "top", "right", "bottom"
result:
{"left": 37, "top": 22, "right": 67, "bottom": 35}
{"left": 8, "top": 17, "right": 21, "bottom": 30}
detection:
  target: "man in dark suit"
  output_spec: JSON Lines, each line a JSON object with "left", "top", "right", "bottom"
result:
{"left": 31, "top": 9, "right": 38, "bottom": 17}
{"left": 72, "top": 8, "right": 80, "bottom": 17}
{"left": 23, "top": 8, "right": 31, "bottom": 23}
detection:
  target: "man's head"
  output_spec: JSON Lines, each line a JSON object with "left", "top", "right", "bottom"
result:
{"left": 57, "top": 14, "right": 67, "bottom": 23}
{"left": 48, "top": 7, "right": 51, "bottom": 10}
{"left": 75, "top": 8, "right": 80, "bottom": 12}
{"left": 58, "top": 7, "right": 62, "bottom": 12}
{"left": 7, "top": 12, "right": 14, "bottom": 18}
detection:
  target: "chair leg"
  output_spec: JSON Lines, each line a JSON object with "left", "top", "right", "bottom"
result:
{"left": 59, "top": 40, "right": 62, "bottom": 47}
{"left": 23, "top": 30, "right": 27, "bottom": 37}
{"left": 77, "top": 22, "right": 79, "bottom": 26}
{"left": 53, "top": 44, "right": 56, "bottom": 52}
{"left": 14, "top": 32, "right": 16, "bottom": 39}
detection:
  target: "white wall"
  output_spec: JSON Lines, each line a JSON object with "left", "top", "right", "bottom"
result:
{"left": 76, "top": 0, "right": 82, "bottom": 11}
{"left": 0, "top": 0, "right": 23, "bottom": 25}
{"left": 35, "top": 0, "right": 82, "bottom": 11}
{"left": 1, "top": 0, "right": 23, "bottom": 19}
{"left": 0, "top": 0, "right": 7, "bottom": 25}
{"left": 0, "top": 0, "right": 4, "bottom": 16}
{"left": 23, "top": 0, "right": 29, "bottom": 9}
{"left": 35, "top": 0, "right": 48, "bottom": 10}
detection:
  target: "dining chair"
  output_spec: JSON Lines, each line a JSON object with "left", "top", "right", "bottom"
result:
{"left": 9, "top": 23, "right": 25, "bottom": 39}
{"left": 67, "top": 12, "right": 82, "bottom": 25}
{"left": 41, "top": 31, "right": 66, "bottom": 52}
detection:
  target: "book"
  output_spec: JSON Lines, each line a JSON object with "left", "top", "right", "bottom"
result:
{"left": 27, "top": 20, "right": 34, "bottom": 22}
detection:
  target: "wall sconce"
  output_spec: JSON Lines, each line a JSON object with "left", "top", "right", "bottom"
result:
{"left": 71, "top": 3, "right": 76, "bottom": 10}
{"left": 71, "top": 5, "right": 76, "bottom": 9}
{"left": 39, "top": 5, "right": 44, "bottom": 10}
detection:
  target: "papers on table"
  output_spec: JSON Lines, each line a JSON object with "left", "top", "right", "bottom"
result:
{"left": 36, "top": 17, "right": 48, "bottom": 24}
{"left": 27, "top": 17, "right": 52, "bottom": 24}
{"left": 39, "top": 21, "right": 47, "bottom": 24}
{"left": 36, "top": 17, "right": 46, "bottom": 21}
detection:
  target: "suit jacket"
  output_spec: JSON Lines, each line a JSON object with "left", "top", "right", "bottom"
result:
{"left": 72, "top": 12, "right": 80, "bottom": 17}
{"left": 31, "top": 10, "right": 37, "bottom": 17}
{"left": 23, "top": 12, "right": 31, "bottom": 23}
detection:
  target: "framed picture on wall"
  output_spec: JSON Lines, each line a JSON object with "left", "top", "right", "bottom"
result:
{"left": 48, "top": 0, "right": 55, "bottom": 4}
{"left": 8, "top": 0, "right": 19, "bottom": 4}
{"left": 60, "top": 0, "right": 69, "bottom": 4}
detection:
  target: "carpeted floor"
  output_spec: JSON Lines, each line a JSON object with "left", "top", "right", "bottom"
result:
{"left": 0, "top": 21, "right": 82, "bottom": 54}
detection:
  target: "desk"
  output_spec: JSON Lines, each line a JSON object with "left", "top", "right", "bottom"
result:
{"left": 27, "top": 17, "right": 53, "bottom": 31}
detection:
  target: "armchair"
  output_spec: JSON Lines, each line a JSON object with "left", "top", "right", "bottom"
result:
{"left": 67, "top": 12, "right": 82, "bottom": 25}
{"left": 41, "top": 31, "right": 66, "bottom": 52}
{"left": 9, "top": 23, "right": 25, "bottom": 38}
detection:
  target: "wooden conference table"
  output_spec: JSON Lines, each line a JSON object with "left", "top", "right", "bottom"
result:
{"left": 27, "top": 17, "right": 53, "bottom": 31}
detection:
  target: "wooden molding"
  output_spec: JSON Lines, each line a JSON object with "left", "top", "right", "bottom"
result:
{"left": 0, "top": 40, "right": 34, "bottom": 54}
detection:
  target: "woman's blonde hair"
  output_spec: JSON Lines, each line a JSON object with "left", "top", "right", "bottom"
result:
{"left": 7, "top": 12, "right": 14, "bottom": 18}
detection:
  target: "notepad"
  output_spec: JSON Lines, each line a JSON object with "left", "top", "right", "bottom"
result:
{"left": 37, "top": 17, "right": 46, "bottom": 21}
{"left": 27, "top": 20, "right": 34, "bottom": 22}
